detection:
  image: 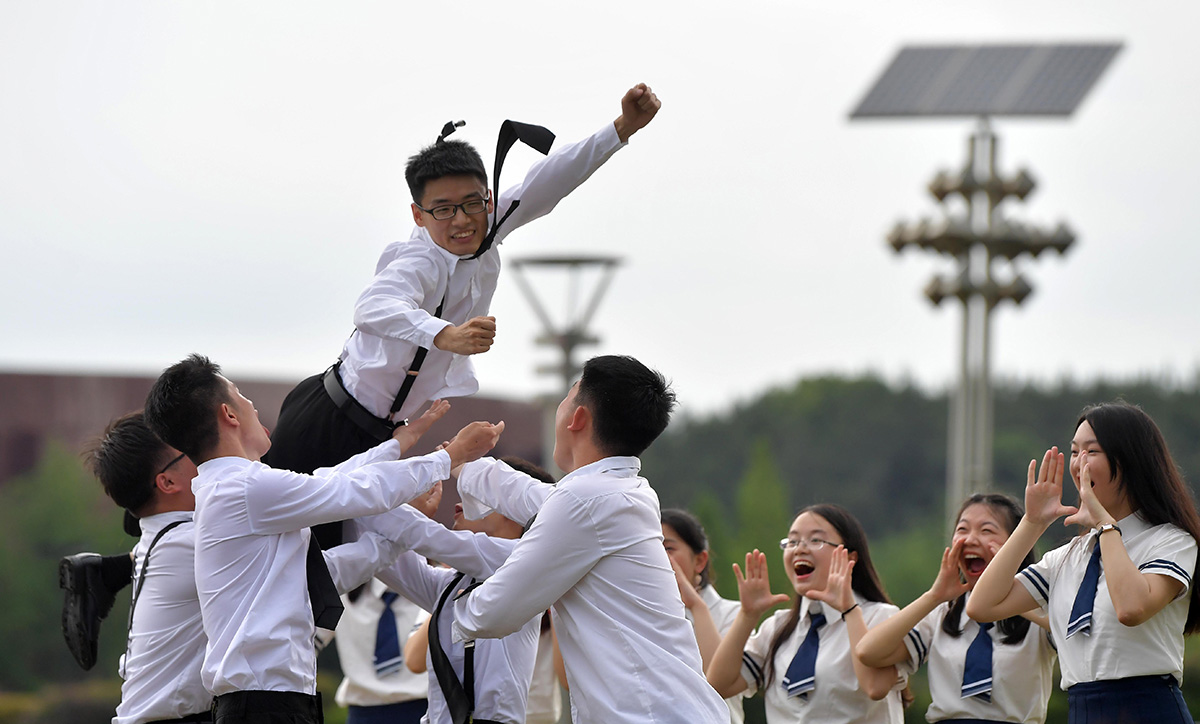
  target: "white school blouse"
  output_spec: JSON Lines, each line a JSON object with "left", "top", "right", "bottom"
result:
{"left": 339, "top": 122, "right": 626, "bottom": 421}
{"left": 191, "top": 440, "right": 448, "bottom": 696}
{"left": 741, "top": 597, "right": 906, "bottom": 724}
{"left": 904, "top": 595, "right": 1055, "bottom": 723}
{"left": 1016, "top": 512, "right": 1196, "bottom": 690}
{"left": 333, "top": 578, "right": 429, "bottom": 708}
{"left": 452, "top": 456, "right": 729, "bottom": 724}
{"left": 114, "top": 511, "right": 208, "bottom": 724}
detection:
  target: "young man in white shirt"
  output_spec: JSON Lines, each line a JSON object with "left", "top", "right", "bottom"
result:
{"left": 143, "top": 354, "right": 504, "bottom": 724}
{"left": 84, "top": 411, "right": 211, "bottom": 724}
{"left": 264, "top": 84, "right": 662, "bottom": 517}
{"left": 450, "top": 355, "right": 729, "bottom": 724}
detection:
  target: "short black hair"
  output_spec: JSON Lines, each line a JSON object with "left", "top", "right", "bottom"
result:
{"left": 83, "top": 411, "right": 173, "bottom": 515}
{"left": 574, "top": 355, "right": 676, "bottom": 458}
{"left": 405, "top": 139, "right": 487, "bottom": 204}
{"left": 143, "top": 354, "right": 230, "bottom": 461}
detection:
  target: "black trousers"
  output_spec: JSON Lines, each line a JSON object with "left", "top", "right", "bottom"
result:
{"left": 213, "top": 691, "right": 321, "bottom": 724}
{"left": 264, "top": 372, "right": 381, "bottom": 548}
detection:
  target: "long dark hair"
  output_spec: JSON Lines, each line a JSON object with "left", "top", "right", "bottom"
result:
{"left": 942, "top": 494, "right": 1033, "bottom": 645}
{"left": 661, "top": 508, "right": 714, "bottom": 588}
{"left": 763, "top": 504, "right": 892, "bottom": 686}
{"left": 1079, "top": 402, "right": 1200, "bottom": 633}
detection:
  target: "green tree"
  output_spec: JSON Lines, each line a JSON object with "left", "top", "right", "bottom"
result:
{"left": 725, "top": 440, "right": 793, "bottom": 602}
{"left": 0, "top": 442, "right": 131, "bottom": 690}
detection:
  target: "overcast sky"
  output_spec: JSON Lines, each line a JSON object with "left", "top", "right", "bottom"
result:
{"left": 2, "top": 1, "right": 1197, "bottom": 415}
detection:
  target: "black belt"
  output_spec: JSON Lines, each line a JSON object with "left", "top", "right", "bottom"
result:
{"left": 213, "top": 691, "right": 321, "bottom": 721}
{"left": 322, "top": 363, "right": 403, "bottom": 442}
{"left": 147, "top": 712, "right": 213, "bottom": 724}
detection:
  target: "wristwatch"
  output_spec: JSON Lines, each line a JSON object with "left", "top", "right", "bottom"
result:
{"left": 1096, "top": 523, "right": 1122, "bottom": 537}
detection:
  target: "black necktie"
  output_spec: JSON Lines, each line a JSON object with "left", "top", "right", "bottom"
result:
{"left": 305, "top": 533, "right": 343, "bottom": 630}
{"left": 961, "top": 621, "right": 994, "bottom": 701}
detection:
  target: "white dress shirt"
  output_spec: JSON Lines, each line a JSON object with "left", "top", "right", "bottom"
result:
{"left": 191, "top": 439, "right": 449, "bottom": 696}
{"left": 114, "top": 511, "right": 208, "bottom": 724}
{"left": 1017, "top": 512, "right": 1197, "bottom": 690}
{"left": 333, "top": 578, "right": 429, "bottom": 707}
{"left": 338, "top": 123, "right": 625, "bottom": 420}
{"left": 693, "top": 584, "right": 745, "bottom": 724}
{"left": 524, "top": 622, "right": 563, "bottom": 724}
{"left": 366, "top": 512, "right": 537, "bottom": 724}
{"left": 452, "top": 456, "right": 729, "bottom": 724}
{"left": 903, "top": 594, "right": 1055, "bottom": 723}
{"left": 742, "top": 597, "right": 906, "bottom": 724}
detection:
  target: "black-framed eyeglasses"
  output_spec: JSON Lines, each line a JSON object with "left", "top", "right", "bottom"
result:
{"left": 157, "top": 452, "right": 186, "bottom": 476}
{"left": 415, "top": 193, "right": 490, "bottom": 221}
{"left": 779, "top": 537, "right": 839, "bottom": 551}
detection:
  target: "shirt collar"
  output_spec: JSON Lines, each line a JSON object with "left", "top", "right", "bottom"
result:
{"left": 559, "top": 456, "right": 641, "bottom": 485}
{"left": 137, "top": 509, "right": 194, "bottom": 537}
{"left": 1116, "top": 510, "right": 1151, "bottom": 538}
{"left": 194, "top": 455, "right": 256, "bottom": 488}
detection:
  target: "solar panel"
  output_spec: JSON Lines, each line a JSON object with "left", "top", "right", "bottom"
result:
{"left": 850, "top": 43, "right": 1122, "bottom": 118}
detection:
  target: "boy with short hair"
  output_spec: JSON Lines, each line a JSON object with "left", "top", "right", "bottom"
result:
{"left": 143, "top": 354, "right": 503, "bottom": 724}
{"left": 450, "top": 355, "right": 728, "bottom": 723}
{"left": 266, "top": 84, "right": 661, "bottom": 486}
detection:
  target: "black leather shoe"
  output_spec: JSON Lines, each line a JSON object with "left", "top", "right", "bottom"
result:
{"left": 59, "top": 553, "right": 117, "bottom": 670}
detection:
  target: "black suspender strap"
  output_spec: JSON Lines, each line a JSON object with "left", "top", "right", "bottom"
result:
{"left": 468, "top": 120, "right": 556, "bottom": 261}
{"left": 388, "top": 294, "right": 446, "bottom": 419}
{"left": 121, "top": 519, "right": 186, "bottom": 677}
{"left": 428, "top": 572, "right": 473, "bottom": 724}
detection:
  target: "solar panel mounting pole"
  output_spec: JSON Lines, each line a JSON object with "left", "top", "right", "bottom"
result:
{"left": 509, "top": 254, "right": 622, "bottom": 471}
{"left": 851, "top": 43, "right": 1118, "bottom": 530}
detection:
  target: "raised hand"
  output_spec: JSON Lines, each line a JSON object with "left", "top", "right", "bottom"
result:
{"left": 434, "top": 316, "right": 497, "bottom": 355}
{"left": 733, "top": 550, "right": 791, "bottom": 618}
{"left": 805, "top": 545, "right": 856, "bottom": 613}
{"left": 928, "top": 538, "right": 971, "bottom": 604}
{"left": 670, "top": 556, "right": 705, "bottom": 611}
{"left": 409, "top": 480, "right": 443, "bottom": 518}
{"left": 1064, "top": 456, "right": 1116, "bottom": 529}
{"left": 613, "top": 83, "right": 661, "bottom": 142}
{"left": 392, "top": 399, "right": 450, "bottom": 451}
{"left": 1024, "top": 447, "right": 1078, "bottom": 529}
{"left": 443, "top": 420, "right": 505, "bottom": 470}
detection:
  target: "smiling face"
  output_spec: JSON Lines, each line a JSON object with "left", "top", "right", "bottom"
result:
{"left": 411, "top": 175, "right": 493, "bottom": 257}
{"left": 952, "top": 503, "right": 1010, "bottom": 588}
{"left": 1070, "top": 420, "right": 1126, "bottom": 514}
{"left": 782, "top": 511, "right": 848, "bottom": 595}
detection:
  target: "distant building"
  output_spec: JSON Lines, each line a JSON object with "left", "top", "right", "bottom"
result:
{"left": 0, "top": 371, "right": 545, "bottom": 522}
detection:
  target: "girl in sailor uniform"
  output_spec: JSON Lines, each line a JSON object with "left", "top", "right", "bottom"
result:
{"left": 662, "top": 508, "right": 746, "bottom": 723}
{"left": 857, "top": 494, "right": 1057, "bottom": 723}
{"left": 707, "top": 504, "right": 908, "bottom": 723}
{"left": 968, "top": 402, "right": 1200, "bottom": 724}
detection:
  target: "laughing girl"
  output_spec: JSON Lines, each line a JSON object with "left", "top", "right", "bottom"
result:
{"left": 857, "top": 494, "right": 1056, "bottom": 723}
{"left": 707, "top": 504, "right": 907, "bottom": 723}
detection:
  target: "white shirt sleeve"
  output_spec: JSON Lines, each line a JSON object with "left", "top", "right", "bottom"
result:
{"left": 375, "top": 549, "right": 457, "bottom": 613}
{"left": 352, "top": 245, "right": 453, "bottom": 346}
{"left": 1018, "top": 541, "right": 1070, "bottom": 607}
{"left": 451, "top": 488, "right": 600, "bottom": 641}
{"left": 456, "top": 458, "right": 554, "bottom": 528}
{"left": 357, "top": 504, "right": 517, "bottom": 579}
{"left": 491, "top": 122, "right": 625, "bottom": 245}
{"left": 314, "top": 439, "right": 402, "bottom": 476}
{"left": 1136, "top": 526, "right": 1198, "bottom": 598}
{"left": 322, "top": 531, "right": 406, "bottom": 594}
{"left": 243, "top": 451, "right": 451, "bottom": 535}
